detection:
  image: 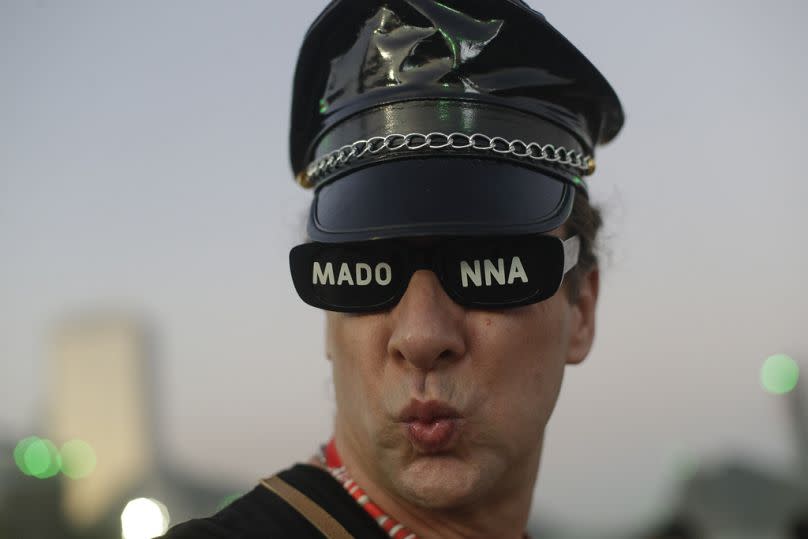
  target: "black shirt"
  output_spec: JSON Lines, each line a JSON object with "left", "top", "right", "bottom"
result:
{"left": 160, "top": 464, "right": 390, "bottom": 538}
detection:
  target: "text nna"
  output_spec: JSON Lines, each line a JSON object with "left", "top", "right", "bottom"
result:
{"left": 460, "top": 256, "right": 528, "bottom": 287}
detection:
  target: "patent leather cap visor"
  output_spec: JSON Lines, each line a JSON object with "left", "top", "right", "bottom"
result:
{"left": 307, "top": 158, "right": 575, "bottom": 243}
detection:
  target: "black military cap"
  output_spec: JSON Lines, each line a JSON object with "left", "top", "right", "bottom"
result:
{"left": 290, "top": 0, "right": 624, "bottom": 243}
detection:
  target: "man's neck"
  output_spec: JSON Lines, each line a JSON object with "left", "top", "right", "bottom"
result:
{"left": 331, "top": 428, "right": 542, "bottom": 539}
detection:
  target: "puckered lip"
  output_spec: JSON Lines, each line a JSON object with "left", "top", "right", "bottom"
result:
{"left": 397, "top": 399, "right": 462, "bottom": 423}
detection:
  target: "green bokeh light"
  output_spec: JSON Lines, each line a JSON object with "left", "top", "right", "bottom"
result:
{"left": 674, "top": 453, "right": 699, "bottom": 480}
{"left": 761, "top": 354, "right": 799, "bottom": 395}
{"left": 60, "top": 439, "right": 97, "bottom": 479}
{"left": 14, "top": 436, "right": 41, "bottom": 476}
{"left": 217, "top": 492, "right": 244, "bottom": 512}
{"left": 23, "top": 438, "right": 61, "bottom": 479}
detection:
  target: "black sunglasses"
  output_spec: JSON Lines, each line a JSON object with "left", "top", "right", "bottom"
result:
{"left": 289, "top": 235, "right": 580, "bottom": 313}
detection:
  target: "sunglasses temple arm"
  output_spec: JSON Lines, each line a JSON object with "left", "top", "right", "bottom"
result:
{"left": 562, "top": 236, "right": 581, "bottom": 275}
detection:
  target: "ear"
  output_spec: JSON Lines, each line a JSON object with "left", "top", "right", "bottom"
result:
{"left": 565, "top": 267, "right": 599, "bottom": 365}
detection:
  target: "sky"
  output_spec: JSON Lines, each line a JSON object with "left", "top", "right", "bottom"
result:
{"left": 2, "top": 0, "right": 807, "bottom": 531}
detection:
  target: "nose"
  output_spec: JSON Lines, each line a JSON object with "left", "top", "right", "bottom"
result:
{"left": 387, "top": 270, "right": 466, "bottom": 372}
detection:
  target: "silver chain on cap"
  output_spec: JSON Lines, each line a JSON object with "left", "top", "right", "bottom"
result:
{"left": 298, "top": 131, "right": 595, "bottom": 188}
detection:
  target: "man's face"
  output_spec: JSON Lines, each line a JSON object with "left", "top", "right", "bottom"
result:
{"left": 325, "top": 228, "right": 598, "bottom": 510}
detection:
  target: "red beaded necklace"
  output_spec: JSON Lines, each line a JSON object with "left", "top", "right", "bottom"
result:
{"left": 318, "top": 438, "right": 531, "bottom": 539}
{"left": 321, "top": 438, "right": 419, "bottom": 539}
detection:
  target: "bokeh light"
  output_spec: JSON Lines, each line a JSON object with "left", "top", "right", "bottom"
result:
{"left": 761, "top": 354, "right": 800, "bottom": 395}
{"left": 121, "top": 498, "right": 170, "bottom": 539}
{"left": 14, "top": 436, "right": 41, "bottom": 476}
{"left": 60, "top": 439, "right": 97, "bottom": 479}
{"left": 23, "top": 438, "right": 61, "bottom": 479}
{"left": 216, "top": 492, "right": 244, "bottom": 512}
{"left": 673, "top": 453, "right": 699, "bottom": 481}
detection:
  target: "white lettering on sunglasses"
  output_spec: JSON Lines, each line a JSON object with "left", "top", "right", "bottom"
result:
{"left": 312, "top": 262, "right": 392, "bottom": 286}
{"left": 460, "top": 257, "right": 529, "bottom": 288}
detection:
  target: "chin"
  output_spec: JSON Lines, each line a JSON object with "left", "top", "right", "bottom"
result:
{"left": 395, "top": 453, "right": 488, "bottom": 509}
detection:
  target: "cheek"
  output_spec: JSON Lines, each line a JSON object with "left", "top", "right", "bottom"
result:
{"left": 467, "top": 301, "right": 570, "bottom": 434}
{"left": 327, "top": 313, "right": 391, "bottom": 427}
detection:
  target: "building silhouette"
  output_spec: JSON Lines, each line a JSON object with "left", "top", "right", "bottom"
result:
{"left": 645, "top": 363, "right": 808, "bottom": 539}
{"left": 1, "top": 311, "right": 237, "bottom": 538}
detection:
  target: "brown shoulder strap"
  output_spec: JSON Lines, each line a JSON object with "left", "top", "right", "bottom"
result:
{"left": 260, "top": 475, "right": 355, "bottom": 539}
